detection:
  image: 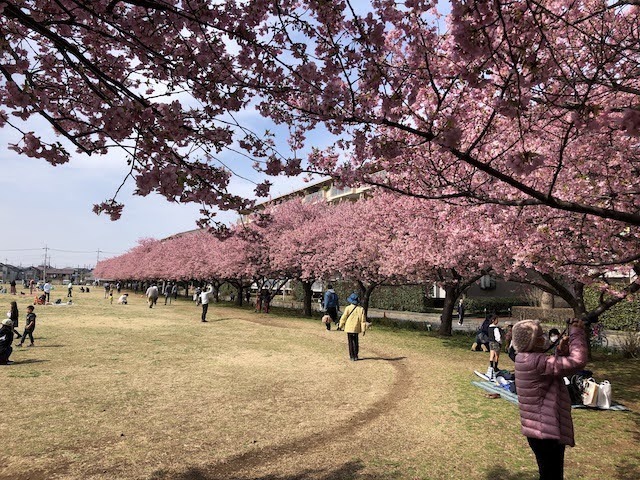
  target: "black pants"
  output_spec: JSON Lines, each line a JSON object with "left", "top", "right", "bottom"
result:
{"left": 201, "top": 303, "right": 209, "bottom": 322}
{"left": 0, "top": 346, "right": 12, "bottom": 363}
{"left": 327, "top": 306, "right": 338, "bottom": 324}
{"left": 45, "top": 292, "right": 50, "bottom": 302}
{"left": 20, "top": 330, "right": 34, "bottom": 345}
{"left": 347, "top": 333, "right": 359, "bottom": 360}
{"left": 527, "top": 437, "right": 566, "bottom": 480}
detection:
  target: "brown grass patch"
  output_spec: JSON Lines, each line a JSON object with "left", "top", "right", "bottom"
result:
{"left": 0, "top": 289, "right": 638, "bottom": 479}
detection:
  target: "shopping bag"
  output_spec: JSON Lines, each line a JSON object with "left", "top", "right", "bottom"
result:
{"left": 582, "top": 378, "right": 599, "bottom": 407}
{"left": 596, "top": 380, "right": 612, "bottom": 409}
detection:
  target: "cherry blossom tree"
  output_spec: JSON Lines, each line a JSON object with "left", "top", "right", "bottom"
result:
{"left": 3, "top": 1, "right": 639, "bottom": 234}
{"left": 258, "top": 199, "right": 331, "bottom": 316}
{"left": 369, "top": 194, "right": 501, "bottom": 335}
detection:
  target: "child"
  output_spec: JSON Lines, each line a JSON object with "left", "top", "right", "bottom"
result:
{"left": 321, "top": 314, "right": 332, "bottom": 331}
{"left": 18, "top": 305, "right": 36, "bottom": 347}
{"left": 0, "top": 318, "right": 15, "bottom": 364}
{"left": 486, "top": 315, "right": 502, "bottom": 380}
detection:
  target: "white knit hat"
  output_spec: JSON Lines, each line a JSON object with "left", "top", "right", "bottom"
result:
{"left": 511, "top": 320, "right": 543, "bottom": 353}
{"left": 1, "top": 318, "right": 13, "bottom": 327}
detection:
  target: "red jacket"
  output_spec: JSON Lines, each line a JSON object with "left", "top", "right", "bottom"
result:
{"left": 514, "top": 326, "right": 588, "bottom": 446}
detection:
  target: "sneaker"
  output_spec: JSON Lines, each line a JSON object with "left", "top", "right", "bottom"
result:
{"left": 481, "top": 344, "right": 489, "bottom": 352}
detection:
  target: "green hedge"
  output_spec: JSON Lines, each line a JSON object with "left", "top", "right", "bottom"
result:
{"left": 584, "top": 288, "right": 640, "bottom": 331}
{"left": 291, "top": 281, "right": 527, "bottom": 315}
{"left": 511, "top": 306, "right": 574, "bottom": 323}
{"left": 369, "top": 285, "right": 429, "bottom": 312}
{"left": 291, "top": 281, "right": 429, "bottom": 312}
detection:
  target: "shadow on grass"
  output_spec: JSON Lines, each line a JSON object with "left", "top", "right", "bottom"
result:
{"left": 358, "top": 356, "right": 406, "bottom": 362}
{"left": 615, "top": 458, "right": 640, "bottom": 480}
{"left": 484, "top": 464, "right": 536, "bottom": 480}
{"left": 33, "top": 344, "right": 65, "bottom": 348}
{"left": 150, "top": 460, "right": 372, "bottom": 480}
{"left": 10, "top": 358, "right": 49, "bottom": 365}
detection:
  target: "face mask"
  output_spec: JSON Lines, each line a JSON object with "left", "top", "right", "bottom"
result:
{"left": 550, "top": 335, "right": 559, "bottom": 344}
{"left": 537, "top": 334, "right": 551, "bottom": 351}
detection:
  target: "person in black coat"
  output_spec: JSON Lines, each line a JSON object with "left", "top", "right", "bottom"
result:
{"left": 471, "top": 313, "right": 495, "bottom": 352}
{"left": 0, "top": 318, "right": 15, "bottom": 364}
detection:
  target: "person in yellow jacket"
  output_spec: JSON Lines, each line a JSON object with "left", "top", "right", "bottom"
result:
{"left": 338, "top": 292, "right": 371, "bottom": 361}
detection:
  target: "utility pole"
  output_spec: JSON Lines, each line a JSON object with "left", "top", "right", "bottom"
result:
{"left": 96, "top": 248, "right": 101, "bottom": 267}
{"left": 43, "top": 245, "right": 48, "bottom": 282}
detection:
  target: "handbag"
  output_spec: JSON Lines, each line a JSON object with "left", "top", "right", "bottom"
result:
{"left": 596, "top": 380, "right": 612, "bottom": 409}
{"left": 582, "top": 378, "right": 599, "bottom": 407}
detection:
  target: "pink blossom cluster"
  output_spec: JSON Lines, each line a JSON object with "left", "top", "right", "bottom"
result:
{"left": 94, "top": 190, "right": 640, "bottom": 334}
{"left": 1, "top": 1, "right": 639, "bottom": 233}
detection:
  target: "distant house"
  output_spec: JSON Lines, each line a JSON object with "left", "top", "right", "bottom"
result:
{"left": 0, "top": 263, "right": 23, "bottom": 283}
{"left": 25, "top": 266, "right": 91, "bottom": 283}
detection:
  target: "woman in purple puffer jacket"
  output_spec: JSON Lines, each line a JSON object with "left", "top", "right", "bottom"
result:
{"left": 512, "top": 319, "right": 587, "bottom": 480}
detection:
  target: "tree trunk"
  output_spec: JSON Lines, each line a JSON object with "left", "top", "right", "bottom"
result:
{"left": 438, "top": 285, "right": 459, "bottom": 336}
{"left": 236, "top": 285, "right": 243, "bottom": 306}
{"left": 363, "top": 285, "right": 377, "bottom": 317}
{"left": 213, "top": 284, "right": 220, "bottom": 303}
{"left": 302, "top": 280, "right": 313, "bottom": 317}
{"left": 541, "top": 292, "right": 555, "bottom": 310}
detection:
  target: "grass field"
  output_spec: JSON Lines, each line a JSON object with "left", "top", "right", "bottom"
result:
{"left": 1, "top": 289, "right": 638, "bottom": 480}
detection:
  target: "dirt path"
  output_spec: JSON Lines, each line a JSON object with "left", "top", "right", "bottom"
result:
{"left": 150, "top": 311, "right": 414, "bottom": 479}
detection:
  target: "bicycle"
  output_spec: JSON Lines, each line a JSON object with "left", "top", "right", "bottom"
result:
{"left": 590, "top": 322, "right": 609, "bottom": 349}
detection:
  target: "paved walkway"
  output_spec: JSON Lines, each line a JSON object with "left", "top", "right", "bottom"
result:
{"left": 269, "top": 298, "right": 625, "bottom": 347}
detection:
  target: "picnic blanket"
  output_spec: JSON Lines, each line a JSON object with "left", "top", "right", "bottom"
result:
{"left": 471, "top": 379, "right": 630, "bottom": 411}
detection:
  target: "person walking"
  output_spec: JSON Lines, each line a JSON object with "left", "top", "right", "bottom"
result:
{"left": 146, "top": 284, "right": 159, "bottom": 308}
{"left": 67, "top": 281, "right": 73, "bottom": 298}
{"left": 512, "top": 319, "right": 587, "bottom": 480}
{"left": 323, "top": 284, "right": 340, "bottom": 330}
{"left": 164, "top": 282, "right": 172, "bottom": 305}
{"left": 172, "top": 283, "right": 178, "bottom": 300}
{"left": 338, "top": 293, "right": 371, "bottom": 361}
{"left": 456, "top": 298, "right": 465, "bottom": 326}
{"left": 43, "top": 281, "right": 52, "bottom": 303}
{"left": 29, "top": 279, "right": 35, "bottom": 295}
{"left": 9, "top": 279, "right": 17, "bottom": 295}
{"left": 17, "top": 305, "right": 36, "bottom": 347}
{"left": 200, "top": 285, "right": 214, "bottom": 322}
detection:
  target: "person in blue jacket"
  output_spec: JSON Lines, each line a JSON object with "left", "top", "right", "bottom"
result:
{"left": 323, "top": 284, "right": 340, "bottom": 330}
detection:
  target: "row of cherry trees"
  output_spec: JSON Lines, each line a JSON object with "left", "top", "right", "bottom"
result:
{"left": 95, "top": 191, "right": 639, "bottom": 335}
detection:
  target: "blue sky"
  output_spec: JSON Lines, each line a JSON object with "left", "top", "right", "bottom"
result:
{"left": 0, "top": 115, "right": 314, "bottom": 269}
{"left": 0, "top": 2, "right": 450, "bottom": 269}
